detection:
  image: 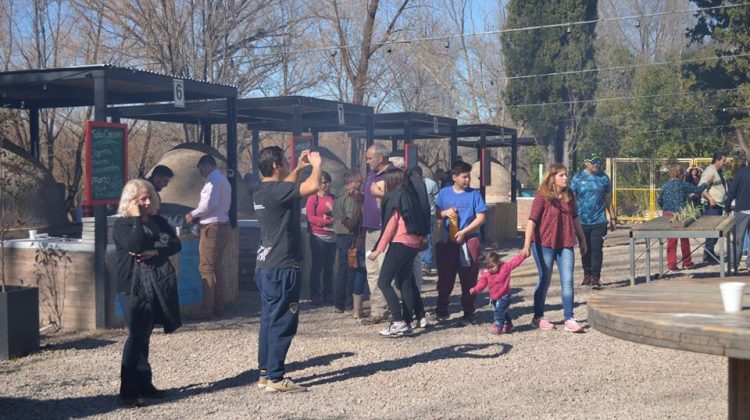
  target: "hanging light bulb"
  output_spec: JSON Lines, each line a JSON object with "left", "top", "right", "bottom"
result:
{"left": 566, "top": 25, "right": 572, "bottom": 33}
{"left": 444, "top": 40, "right": 450, "bottom": 49}
{"left": 635, "top": 19, "right": 641, "bottom": 28}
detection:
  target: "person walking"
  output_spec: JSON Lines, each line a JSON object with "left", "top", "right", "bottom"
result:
{"left": 306, "top": 171, "right": 336, "bottom": 305}
{"left": 569, "top": 152, "right": 616, "bottom": 289}
{"left": 432, "top": 161, "right": 487, "bottom": 324}
{"left": 361, "top": 143, "right": 394, "bottom": 324}
{"left": 469, "top": 250, "right": 527, "bottom": 335}
{"left": 699, "top": 152, "right": 728, "bottom": 264}
{"left": 657, "top": 165, "right": 708, "bottom": 271}
{"left": 726, "top": 159, "right": 750, "bottom": 271}
{"left": 332, "top": 169, "right": 366, "bottom": 316}
{"left": 185, "top": 154, "right": 232, "bottom": 320}
{"left": 113, "top": 179, "right": 182, "bottom": 406}
{"left": 522, "top": 164, "right": 587, "bottom": 333}
{"left": 368, "top": 168, "right": 427, "bottom": 337}
{"left": 253, "top": 147, "right": 323, "bottom": 393}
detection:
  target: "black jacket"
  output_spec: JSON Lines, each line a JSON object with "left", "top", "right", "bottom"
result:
{"left": 726, "top": 166, "right": 750, "bottom": 212}
{"left": 113, "top": 215, "right": 182, "bottom": 333}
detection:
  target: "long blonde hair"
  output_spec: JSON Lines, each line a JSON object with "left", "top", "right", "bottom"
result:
{"left": 117, "top": 179, "right": 160, "bottom": 217}
{"left": 537, "top": 164, "right": 571, "bottom": 202}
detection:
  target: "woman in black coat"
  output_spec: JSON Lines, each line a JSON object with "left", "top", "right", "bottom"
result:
{"left": 113, "top": 179, "right": 182, "bottom": 405}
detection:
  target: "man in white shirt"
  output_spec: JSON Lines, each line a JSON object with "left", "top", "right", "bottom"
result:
{"left": 185, "top": 154, "right": 232, "bottom": 319}
{"left": 699, "top": 151, "right": 727, "bottom": 264}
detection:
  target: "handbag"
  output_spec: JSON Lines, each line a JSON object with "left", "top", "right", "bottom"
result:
{"left": 347, "top": 246, "right": 359, "bottom": 269}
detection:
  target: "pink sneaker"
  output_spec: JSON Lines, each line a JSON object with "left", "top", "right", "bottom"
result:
{"left": 564, "top": 319, "right": 584, "bottom": 333}
{"left": 502, "top": 321, "right": 513, "bottom": 334}
{"left": 532, "top": 317, "right": 555, "bottom": 330}
{"left": 490, "top": 325, "right": 502, "bottom": 335}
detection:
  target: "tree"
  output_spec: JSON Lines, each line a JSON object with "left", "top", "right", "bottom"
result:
{"left": 685, "top": 0, "right": 750, "bottom": 157}
{"left": 501, "top": 0, "right": 598, "bottom": 166}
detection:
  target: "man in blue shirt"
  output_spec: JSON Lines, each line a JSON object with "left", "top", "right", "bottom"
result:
{"left": 570, "top": 153, "right": 616, "bottom": 289}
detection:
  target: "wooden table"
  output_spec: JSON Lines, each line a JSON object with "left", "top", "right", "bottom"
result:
{"left": 589, "top": 278, "right": 750, "bottom": 419}
{"left": 629, "top": 215, "right": 736, "bottom": 285}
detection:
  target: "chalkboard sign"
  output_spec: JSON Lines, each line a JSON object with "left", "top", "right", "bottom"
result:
{"left": 481, "top": 147, "right": 492, "bottom": 187}
{"left": 85, "top": 121, "right": 128, "bottom": 205}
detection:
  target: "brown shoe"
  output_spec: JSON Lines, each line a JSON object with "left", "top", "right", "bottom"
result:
{"left": 590, "top": 277, "right": 602, "bottom": 289}
{"left": 581, "top": 275, "right": 591, "bottom": 286}
{"left": 265, "top": 377, "right": 307, "bottom": 393}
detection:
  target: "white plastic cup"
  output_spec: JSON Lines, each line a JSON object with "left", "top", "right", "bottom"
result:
{"left": 28, "top": 229, "right": 37, "bottom": 240}
{"left": 175, "top": 226, "right": 182, "bottom": 237}
{"left": 719, "top": 282, "right": 746, "bottom": 313}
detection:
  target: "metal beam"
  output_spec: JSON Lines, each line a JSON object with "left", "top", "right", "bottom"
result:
{"left": 450, "top": 120, "right": 458, "bottom": 166}
{"left": 226, "top": 97, "right": 237, "bottom": 228}
{"left": 202, "top": 123, "right": 211, "bottom": 146}
{"left": 93, "top": 71, "right": 107, "bottom": 329}
{"left": 511, "top": 133, "right": 518, "bottom": 203}
{"left": 29, "top": 108, "right": 39, "bottom": 161}
{"left": 252, "top": 130, "right": 260, "bottom": 178}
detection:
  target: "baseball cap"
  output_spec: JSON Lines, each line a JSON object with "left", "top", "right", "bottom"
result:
{"left": 583, "top": 152, "right": 603, "bottom": 165}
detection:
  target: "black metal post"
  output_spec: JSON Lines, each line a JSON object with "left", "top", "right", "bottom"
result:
{"left": 252, "top": 129, "right": 260, "bottom": 178}
{"left": 390, "top": 136, "right": 398, "bottom": 154}
{"left": 29, "top": 108, "right": 40, "bottom": 161}
{"left": 93, "top": 71, "right": 108, "bottom": 329}
{"left": 351, "top": 137, "right": 359, "bottom": 169}
{"left": 479, "top": 128, "right": 487, "bottom": 201}
{"left": 365, "top": 114, "right": 374, "bottom": 150}
{"left": 511, "top": 133, "right": 518, "bottom": 203}
{"left": 450, "top": 120, "right": 458, "bottom": 167}
{"left": 292, "top": 105, "right": 302, "bottom": 138}
{"left": 202, "top": 123, "right": 212, "bottom": 146}
{"left": 311, "top": 130, "right": 319, "bottom": 149}
{"left": 227, "top": 98, "right": 237, "bottom": 227}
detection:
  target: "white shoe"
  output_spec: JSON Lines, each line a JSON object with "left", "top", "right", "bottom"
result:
{"left": 378, "top": 321, "right": 410, "bottom": 337}
{"left": 419, "top": 317, "right": 428, "bottom": 328}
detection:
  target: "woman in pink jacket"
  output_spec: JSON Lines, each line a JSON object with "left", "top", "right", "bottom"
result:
{"left": 470, "top": 251, "right": 527, "bottom": 335}
{"left": 306, "top": 171, "right": 336, "bottom": 305}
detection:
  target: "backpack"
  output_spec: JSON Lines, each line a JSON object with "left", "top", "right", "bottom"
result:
{"left": 404, "top": 167, "right": 432, "bottom": 236}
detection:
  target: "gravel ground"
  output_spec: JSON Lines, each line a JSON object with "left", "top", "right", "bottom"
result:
{"left": 0, "top": 229, "right": 729, "bottom": 419}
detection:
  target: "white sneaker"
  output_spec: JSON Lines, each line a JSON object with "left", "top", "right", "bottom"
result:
{"left": 378, "top": 321, "right": 410, "bottom": 337}
{"left": 419, "top": 317, "right": 428, "bottom": 328}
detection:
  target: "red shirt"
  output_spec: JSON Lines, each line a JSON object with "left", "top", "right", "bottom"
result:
{"left": 306, "top": 193, "right": 335, "bottom": 236}
{"left": 528, "top": 192, "right": 578, "bottom": 249}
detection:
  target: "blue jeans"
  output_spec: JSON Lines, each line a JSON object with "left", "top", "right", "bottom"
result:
{"left": 255, "top": 267, "right": 300, "bottom": 381}
{"left": 334, "top": 235, "right": 366, "bottom": 309}
{"left": 309, "top": 234, "right": 336, "bottom": 299}
{"left": 531, "top": 245, "right": 575, "bottom": 321}
{"left": 490, "top": 294, "right": 512, "bottom": 327}
{"left": 419, "top": 218, "right": 435, "bottom": 269}
{"left": 703, "top": 205, "right": 723, "bottom": 258}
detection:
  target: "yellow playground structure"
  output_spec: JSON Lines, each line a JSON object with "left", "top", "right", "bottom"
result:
{"left": 607, "top": 157, "right": 738, "bottom": 222}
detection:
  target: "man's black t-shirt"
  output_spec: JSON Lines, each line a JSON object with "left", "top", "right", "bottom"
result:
{"left": 254, "top": 181, "right": 302, "bottom": 269}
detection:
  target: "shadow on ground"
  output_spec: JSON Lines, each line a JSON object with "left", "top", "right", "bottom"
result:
{"left": 0, "top": 351, "right": 356, "bottom": 418}
{"left": 295, "top": 343, "right": 511, "bottom": 387}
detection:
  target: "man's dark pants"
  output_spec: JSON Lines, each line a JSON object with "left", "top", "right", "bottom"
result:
{"left": 255, "top": 267, "right": 300, "bottom": 381}
{"left": 704, "top": 205, "right": 723, "bottom": 261}
{"left": 581, "top": 222, "right": 608, "bottom": 279}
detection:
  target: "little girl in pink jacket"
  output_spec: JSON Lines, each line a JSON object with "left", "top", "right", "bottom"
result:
{"left": 470, "top": 251, "right": 527, "bottom": 335}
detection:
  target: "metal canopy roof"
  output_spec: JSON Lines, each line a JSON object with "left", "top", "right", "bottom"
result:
{"left": 457, "top": 137, "right": 535, "bottom": 148}
{"left": 110, "top": 95, "right": 374, "bottom": 132}
{"left": 456, "top": 123, "right": 518, "bottom": 138}
{"left": 0, "top": 64, "right": 237, "bottom": 109}
{"left": 347, "top": 111, "right": 457, "bottom": 139}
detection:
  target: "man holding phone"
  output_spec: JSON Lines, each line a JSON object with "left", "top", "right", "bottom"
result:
{"left": 253, "top": 147, "right": 323, "bottom": 393}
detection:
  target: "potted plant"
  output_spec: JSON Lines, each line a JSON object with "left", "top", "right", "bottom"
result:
{"left": 669, "top": 202, "right": 701, "bottom": 229}
{"left": 0, "top": 144, "right": 40, "bottom": 360}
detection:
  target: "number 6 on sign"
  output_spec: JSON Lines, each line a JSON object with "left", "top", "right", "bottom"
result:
{"left": 173, "top": 78, "right": 185, "bottom": 108}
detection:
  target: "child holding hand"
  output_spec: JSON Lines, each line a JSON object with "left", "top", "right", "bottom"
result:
{"left": 470, "top": 251, "right": 528, "bottom": 335}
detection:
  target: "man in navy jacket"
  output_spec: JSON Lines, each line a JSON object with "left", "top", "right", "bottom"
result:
{"left": 726, "top": 160, "right": 750, "bottom": 271}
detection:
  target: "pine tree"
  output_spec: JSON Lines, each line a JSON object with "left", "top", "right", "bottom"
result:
{"left": 501, "top": 0, "right": 598, "bottom": 165}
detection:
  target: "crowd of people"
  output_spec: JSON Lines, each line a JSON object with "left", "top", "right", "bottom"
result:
{"left": 111, "top": 145, "right": 750, "bottom": 401}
